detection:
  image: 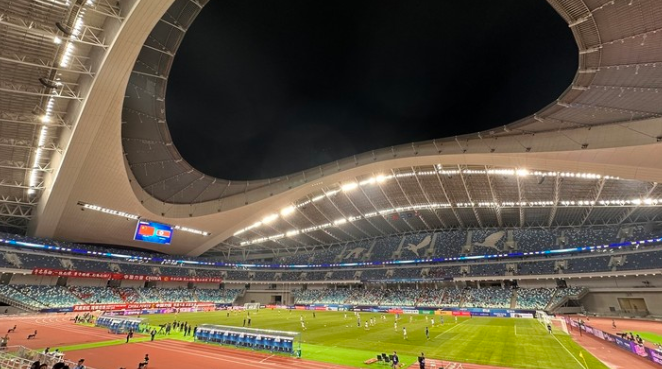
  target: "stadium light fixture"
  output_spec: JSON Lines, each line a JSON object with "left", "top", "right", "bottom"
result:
{"left": 341, "top": 182, "right": 358, "bottom": 192}
{"left": 76, "top": 202, "right": 210, "bottom": 236}
{"left": 173, "top": 225, "right": 211, "bottom": 236}
{"left": 280, "top": 206, "right": 295, "bottom": 217}
{"left": 262, "top": 214, "right": 278, "bottom": 224}
{"left": 79, "top": 202, "right": 140, "bottom": 220}
{"left": 334, "top": 218, "right": 347, "bottom": 225}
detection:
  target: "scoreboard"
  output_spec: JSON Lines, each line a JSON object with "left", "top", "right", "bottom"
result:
{"left": 133, "top": 220, "right": 174, "bottom": 245}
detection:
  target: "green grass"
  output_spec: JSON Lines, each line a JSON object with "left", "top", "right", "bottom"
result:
{"left": 129, "top": 310, "right": 606, "bottom": 369}
{"left": 633, "top": 331, "right": 662, "bottom": 345}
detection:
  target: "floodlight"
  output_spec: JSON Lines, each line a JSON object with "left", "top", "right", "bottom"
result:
{"left": 341, "top": 182, "right": 358, "bottom": 192}
{"left": 280, "top": 206, "right": 295, "bottom": 217}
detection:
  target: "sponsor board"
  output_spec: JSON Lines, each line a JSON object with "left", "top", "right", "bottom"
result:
{"left": 32, "top": 268, "right": 222, "bottom": 283}
{"left": 73, "top": 302, "right": 214, "bottom": 312}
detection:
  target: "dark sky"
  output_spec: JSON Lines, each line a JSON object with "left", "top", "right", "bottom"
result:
{"left": 166, "top": 0, "right": 577, "bottom": 180}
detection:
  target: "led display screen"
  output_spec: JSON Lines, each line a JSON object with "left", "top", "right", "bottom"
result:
{"left": 133, "top": 220, "right": 173, "bottom": 245}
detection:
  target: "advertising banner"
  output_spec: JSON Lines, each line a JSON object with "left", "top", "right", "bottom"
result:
{"left": 647, "top": 348, "right": 662, "bottom": 365}
{"left": 32, "top": 268, "right": 222, "bottom": 283}
{"left": 509, "top": 313, "right": 534, "bottom": 319}
{"left": 452, "top": 311, "right": 471, "bottom": 316}
{"left": 32, "top": 268, "right": 120, "bottom": 279}
{"left": 569, "top": 318, "right": 662, "bottom": 367}
{"left": 73, "top": 301, "right": 214, "bottom": 312}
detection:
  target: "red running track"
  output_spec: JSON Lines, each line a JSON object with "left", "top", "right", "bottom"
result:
{"left": 0, "top": 314, "right": 124, "bottom": 349}
{"left": 67, "top": 339, "right": 358, "bottom": 369}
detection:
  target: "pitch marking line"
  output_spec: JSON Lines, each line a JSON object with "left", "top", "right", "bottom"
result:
{"left": 550, "top": 333, "right": 586, "bottom": 369}
{"left": 433, "top": 318, "right": 469, "bottom": 339}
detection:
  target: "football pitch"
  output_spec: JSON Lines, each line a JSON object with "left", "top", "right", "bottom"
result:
{"left": 141, "top": 310, "right": 607, "bottom": 369}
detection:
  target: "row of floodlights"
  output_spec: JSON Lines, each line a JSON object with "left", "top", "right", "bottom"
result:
{"left": 234, "top": 168, "right": 618, "bottom": 237}
{"left": 239, "top": 198, "right": 662, "bottom": 246}
{"left": 80, "top": 203, "right": 210, "bottom": 236}
{"left": 31, "top": 2, "right": 95, "bottom": 195}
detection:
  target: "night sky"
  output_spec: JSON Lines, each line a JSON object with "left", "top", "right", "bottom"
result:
{"left": 166, "top": 1, "right": 577, "bottom": 180}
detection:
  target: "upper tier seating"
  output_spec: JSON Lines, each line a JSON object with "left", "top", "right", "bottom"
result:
{"left": 463, "top": 288, "right": 512, "bottom": 308}
{"left": 1, "top": 225, "right": 661, "bottom": 284}
{"left": 516, "top": 288, "right": 555, "bottom": 310}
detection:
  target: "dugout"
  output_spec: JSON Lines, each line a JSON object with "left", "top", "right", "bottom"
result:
{"left": 195, "top": 324, "right": 301, "bottom": 355}
{"left": 95, "top": 315, "right": 145, "bottom": 333}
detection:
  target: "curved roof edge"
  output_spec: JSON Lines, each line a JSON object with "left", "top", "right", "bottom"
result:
{"left": 122, "top": 0, "right": 662, "bottom": 210}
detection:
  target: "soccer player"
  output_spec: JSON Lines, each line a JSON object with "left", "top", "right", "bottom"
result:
{"left": 365, "top": 321, "right": 369, "bottom": 330}
{"left": 301, "top": 321, "right": 307, "bottom": 330}
{"left": 425, "top": 326, "right": 429, "bottom": 340}
{"left": 409, "top": 316, "right": 413, "bottom": 323}
{"left": 547, "top": 323, "right": 552, "bottom": 334}
{"left": 403, "top": 327, "right": 407, "bottom": 340}
{"left": 430, "top": 318, "right": 435, "bottom": 327}
{"left": 454, "top": 316, "right": 458, "bottom": 324}
{"left": 394, "top": 321, "right": 397, "bottom": 331}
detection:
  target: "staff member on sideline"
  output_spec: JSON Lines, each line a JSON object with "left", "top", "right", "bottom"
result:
{"left": 418, "top": 353, "right": 426, "bottom": 369}
{"left": 391, "top": 351, "right": 400, "bottom": 369}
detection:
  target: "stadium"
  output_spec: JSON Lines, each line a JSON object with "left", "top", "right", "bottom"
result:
{"left": 0, "top": 0, "right": 662, "bottom": 368}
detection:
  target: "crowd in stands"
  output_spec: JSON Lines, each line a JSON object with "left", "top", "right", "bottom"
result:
{"left": 291, "top": 286, "right": 585, "bottom": 309}
{"left": 515, "top": 288, "right": 556, "bottom": 310}
{"left": 463, "top": 288, "right": 512, "bottom": 308}
{"left": 0, "top": 285, "right": 243, "bottom": 310}
{"left": 0, "top": 225, "right": 661, "bottom": 285}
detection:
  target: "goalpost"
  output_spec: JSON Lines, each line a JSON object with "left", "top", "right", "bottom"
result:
{"left": 244, "top": 302, "right": 261, "bottom": 310}
{"left": 537, "top": 310, "right": 569, "bottom": 334}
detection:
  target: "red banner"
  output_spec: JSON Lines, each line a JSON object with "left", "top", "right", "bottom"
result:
{"left": 32, "top": 268, "right": 121, "bottom": 280}
{"left": 73, "top": 301, "right": 215, "bottom": 312}
{"left": 32, "top": 268, "right": 222, "bottom": 283}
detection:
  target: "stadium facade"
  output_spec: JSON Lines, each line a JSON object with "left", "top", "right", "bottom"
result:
{"left": 0, "top": 0, "right": 662, "bottom": 317}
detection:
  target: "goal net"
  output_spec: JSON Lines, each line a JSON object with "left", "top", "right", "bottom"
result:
{"left": 244, "top": 302, "right": 261, "bottom": 310}
{"left": 537, "top": 310, "right": 568, "bottom": 334}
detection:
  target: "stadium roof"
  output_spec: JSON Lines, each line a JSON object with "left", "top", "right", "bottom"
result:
{"left": 1, "top": 0, "right": 662, "bottom": 257}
